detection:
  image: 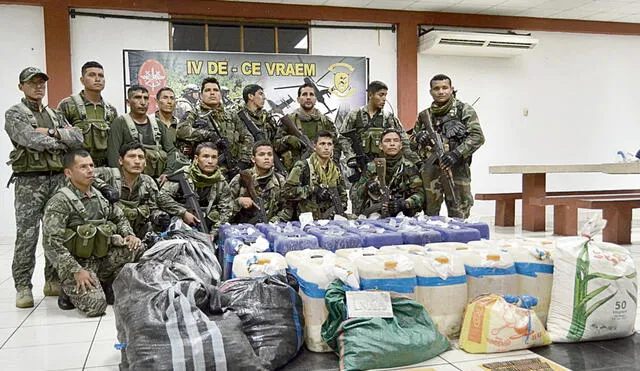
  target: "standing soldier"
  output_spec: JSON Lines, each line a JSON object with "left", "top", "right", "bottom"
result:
{"left": 94, "top": 143, "right": 198, "bottom": 238}
{"left": 43, "top": 150, "right": 141, "bottom": 316}
{"left": 236, "top": 84, "right": 277, "bottom": 144}
{"left": 162, "top": 142, "right": 233, "bottom": 239}
{"left": 274, "top": 82, "right": 341, "bottom": 171}
{"left": 5, "top": 67, "right": 84, "bottom": 308}
{"left": 107, "top": 85, "right": 175, "bottom": 178}
{"left": 57, "top": 61, "right": 118, "bottom": 167}
{"left": 340, "top": 80, "right": 417, "bottom": 183}
{"left": 177, "top": 77, "right": 253, "bottom": 180}
{"left": 174, "top": 83, "right": 199, "bottom": 120}
{"left": 412, "top": 74, "right": 485, "bottom": 218}
{"left": 352, "top": 128, "right": 424, "bottom": 217}
{"left": 155, "top": 87, "right": 190, "bottom": 175}
{"left": 229, "top": 141, "right": 292, "bottom": 224}
{"left": 283, "top": 131, "right": 347, "bottom": 220}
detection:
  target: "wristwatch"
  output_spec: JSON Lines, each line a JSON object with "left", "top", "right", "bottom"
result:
{"left": 48, "top": 128, "right": 56, "bottom": 137}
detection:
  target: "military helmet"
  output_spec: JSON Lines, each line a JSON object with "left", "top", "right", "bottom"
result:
{"left": 183, "top": 84, "right": 199, "bottom": 94}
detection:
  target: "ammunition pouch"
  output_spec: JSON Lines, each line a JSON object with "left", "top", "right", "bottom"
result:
{"left": 118, "top": 200, "right": 150, "bottom": 227}
{"left": 8, "top": 147, "right": 64, "bottom": 173}
{"left": 63, "top": 220, "right": 116, "bottom": 259}
{"left": 363, "top": 127, "right": 384, "bottom": 156}
{"left": 75, "top": 120, "right": 110, "bottom": 152}
{"left": 142, "top": 145, "right": 167, "bottom": 177}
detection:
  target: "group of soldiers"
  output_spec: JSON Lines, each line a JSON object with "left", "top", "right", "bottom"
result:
{"left": 5, "top": 60, "right": 484, "bottom": 316}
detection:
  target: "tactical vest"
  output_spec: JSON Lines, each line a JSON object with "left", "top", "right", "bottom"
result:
{"left": 7, "top": 103, "right": 64, "bottom": 173}
{"left": 106, "top": 168, "right": 152, "bottom": 226}
{"left": 293, "top": 113, "right": 329, "bottom": 142}
{"left": 356, "top": 109, "right": 394, "bottom": 157}
{"left": 60, "top": 187, "right": 116, "bottom": 259}
{"left": 123, "top": 114, "right": 167, "bottom": 177}
{"left": 71, "top": 94, "right": 115, "bottom": 154}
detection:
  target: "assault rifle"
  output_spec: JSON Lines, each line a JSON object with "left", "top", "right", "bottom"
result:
{"left": 194, "top": 113, "right": 236, "bottom": 177}
{"left": 342, "top": 129, "right": 370, "bottom": 183}
{"left": 419, "top": 114, "right": 459, "bottom": 208}
{"left": 279, "top": 115, "right": 313, "bottom": 158}
{"left": 239, "top": 170, "right": 267, "bottom": 224}
{"left": 318, "top": 185, "right": 345, "bottom": 220}
{"left": 237, "top": 110, "right": 287, "bottom": 175}
{"left": 358, "top": 158, "right": 392, "bottom": 217}
{"left": 166, "top": 170, "right": 210, "bottom": 234}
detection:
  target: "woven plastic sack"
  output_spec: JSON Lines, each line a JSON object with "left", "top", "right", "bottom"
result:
{"left": 459, "top": 294, "right": 551, "bottom": 353}
{"left": 321, "top": 280, "right": 450, "bottom": 370}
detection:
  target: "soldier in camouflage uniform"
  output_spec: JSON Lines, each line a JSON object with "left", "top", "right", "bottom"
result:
{"left": 5, "top": 67, "right": 84, "bottom": 308}
{"left": 352, "top": 128, "right": 424, "bottom": 217}
{"left": 274, "top": 82, "right": 341, "bottom": 171}
{"left": 235, "top": 84, "right": 278, "bottom": 144}
{"left": 340, "top": 81, "right": 418, "bottom": 182}
{"left": 283, "top": 131, "right": 347, "bottom": 220}
{"left": 43, "top": 149, "right": 142, "bottom": 316}
{"left": 107, "top": 85, "right": 175, "bottom": 178}
{"left": 162, "top": 142, "right": 233, "bottom": 239}
{"left": 94, "top": 143, "right": 198, "bottom": 238}
{"left": 412, "top": 74, "right": 485, "bottom": 218}
{"left": 57, "top": 61, "right": 118, "bottom": 167}
{"left": 177, "top": 77, "right": 253, "bottom": 180}
{"left": 155, "top": 87, "right": 191, "bottom": 175}
{"left": 229, "top": 141, "right": 292, "bottom": 224}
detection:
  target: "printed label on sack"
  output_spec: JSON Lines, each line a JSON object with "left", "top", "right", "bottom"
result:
{"left": 468, "top": 303, "right": 486, "bottom": 344}
{"left": 346, "top": 291, "right": 393, "bottom": 318}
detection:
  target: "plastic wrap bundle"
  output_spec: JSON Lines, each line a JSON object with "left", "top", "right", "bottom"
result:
{"left": 321, "top": 280, "right": 450, "bottom": 370}
{"left": 341, "top": 220, "right": 404, "bottom": 247}
{"left": 417, "top": 217, "right": 481, "bottom": 243}
{"left": 548, "top": 218, "right": 637, "bottom": 342}
{"left": 464, "top": 249, "right": 518, "bottom": 302}
{"left": 286, "top": 249, "right": 360, "bottom": 352}
{"left": 259, "top": 223, "right": 319, "bottom": 254}
{"left": 335, "top": 246, "right": 379, "bottom": 260}
{"left": 218, "top": 223, "right": 259, "bottom": 245}
{"left": 369, "top": 218, "right": 442, "bottom": 245}
{"left": 446, "top": 217, "right": 491, "bottom": 240}
{"left": 113, "top": 230, "right": 267, "bottom": 370}
{"left": 221, "top": 234, "right": 270, "bottom": 280}
{"left": 378, "top": 244, "right": 429, "bottom": 255}
{"left": 231, "top": 252, "right": 288, "bottom": 278}
{"left": 410, "top": 251, "right": 468, "bottom": 338}
{"left": 219, "top": 276, "right": 304, "bottom": 369}
{"left": 356, "top": 254, "right": 417, "bottom": 298}
{"left": 427, "top": 242, "right": 471, "bottom": 252}
{"left": 304, "top": 225, "right": 362, "bottom": 252}
{"left": 460, "top": 294, "right": 551, "bottom": 353}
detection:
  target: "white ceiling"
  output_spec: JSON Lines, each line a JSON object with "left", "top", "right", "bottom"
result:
{"left": 225, "top": 0, "right": 640, "bottom": 23}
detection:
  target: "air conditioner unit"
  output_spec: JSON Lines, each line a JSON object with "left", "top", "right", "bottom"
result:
{"left": 419, "top": 29, "right": 538, "bottom": 58}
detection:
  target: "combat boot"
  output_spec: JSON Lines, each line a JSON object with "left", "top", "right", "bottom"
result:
{"left": 57, "top": 289, "right": 75, "bottom": 310}
{"left": 16, "top": 288, "right": 34, "bottom": 308}
{"left": 43, "top": 280, "right": 60, "bottom": 296}
{"left": 103, "top": 283, "right": 114, "bottom": 305}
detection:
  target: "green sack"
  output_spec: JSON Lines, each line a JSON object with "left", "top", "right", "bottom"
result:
{"left": 321, "top": 280, "right": 450, "bottom": 370}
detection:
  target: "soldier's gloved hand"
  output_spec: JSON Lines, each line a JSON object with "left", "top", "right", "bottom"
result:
{"left": 152, "top": 211, "right": 171, "bottom": 232}
{"left": 395, "top": 199, "right": 410, "bottom": 213}
{"left": 347, "top": 157, "right": 359, "bottom": 169}
{"left": 414, "top": 130, "right": 430, "bottom": 147}
{"left": 284, "top": 135, "right": 303, "bottom": 151}
{"left": 443, "top": 120, "right": 466, "bottom": 140}
{"left": 315, "top": 186, "right": 332, "bottom": 202}
{"left": 98, "top": 185, "right": 120, "bottom": 204}
{"left": 215, "top": 137, "right": 231, "bottom": 153}
{"left": 441, "top": 151, "right": 460, "bottom": 169}
{"left": 366, "top": 181, "right": 382, "bottom": 196}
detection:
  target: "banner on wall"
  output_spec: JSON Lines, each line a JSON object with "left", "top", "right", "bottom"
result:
{"left": 123, "top": 50, "right": 368, "bottom": 126}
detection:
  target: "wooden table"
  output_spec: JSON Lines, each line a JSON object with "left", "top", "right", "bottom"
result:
{"left": 489, "top": 163, "right": 640, "bottom": 231}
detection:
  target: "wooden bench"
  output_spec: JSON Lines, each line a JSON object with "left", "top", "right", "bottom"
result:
{"left": 575, "top": 197, "right": 640, "bottom": 244}
{"left": 529, "top": 190, "right": 640, "bottom": 236}
{"left": 476, "top": 189, "right": 640, "bottom": 228}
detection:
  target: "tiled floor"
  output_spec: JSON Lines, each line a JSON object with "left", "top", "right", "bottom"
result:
{"left": 0, "top": 212, "right": 637, "bottom": 370}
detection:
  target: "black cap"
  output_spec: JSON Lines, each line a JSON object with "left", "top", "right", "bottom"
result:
{"left": 19, "top": 67, "right": 49, "bottom": 84}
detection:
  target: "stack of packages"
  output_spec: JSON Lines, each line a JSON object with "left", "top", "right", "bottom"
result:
{"left": 113, "top": 228, "right": 304, "bottom": 370}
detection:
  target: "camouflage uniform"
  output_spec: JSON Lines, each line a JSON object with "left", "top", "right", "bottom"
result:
{"left": 412, "top": 98, "right": 485, "bottom": 218}
{"left": 57, "top": 91, "right": 118, "bottom": 167}
{"left": 235, "top": 104, "right": 278, "bottom": 144}
{"left": 106, "top": 114, "right": 175, "bottom": 177}
{"left": 229, "top": 167, "right": 293, "bottom": 224}
{"left": 177, "top": 104, "right": 253, "bottom": 179}
{"left": 43, "top": 181, "right": 136, "bottom": 317}
{"left": 162, "top": 165, "right": 232, "bottom": 238}
{"left": 352, "top": 155, "right": 424, "bottom": 217}
{"left": 339, "top": 106, "right": 418, "bottom": 165}
{"left": 274, "top": 107, "right": 341, "bottom": 171}
{"left": 174, "top": 96, "right": 196, "bottom": 122}
{"left": 156, "top": 112, "right": 191, "bottom": 174}
{"left": 94, "top": 168, "right": 187, "bottom": 238}
{"left": 155, "top": 111, "right": 178, "bottom": 146}
{"left": 5, "top": 98, "right": 83, "bottom": 292}
{"left": 282, "top": 153, "right": 347, "bottom": 220}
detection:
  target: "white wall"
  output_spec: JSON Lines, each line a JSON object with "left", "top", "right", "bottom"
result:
{"left": 310, "top": 21, "right": 399, "bottom": 119}
{"left": 0, "top": 5, "right": 46, "bottom": 239}
{"left": 69, "top": 9, "right": 170, "bottom": 114}
{"left": 418, "top": 31, "right": 640, "bottom": 218}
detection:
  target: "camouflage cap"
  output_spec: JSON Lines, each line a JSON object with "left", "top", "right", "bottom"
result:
{"left": 19, "top": 67, "right": 49, "bottom": 83}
